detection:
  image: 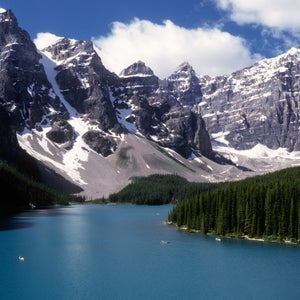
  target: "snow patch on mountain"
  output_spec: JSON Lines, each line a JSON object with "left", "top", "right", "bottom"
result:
{"left": 213, "top": 142, "right": 300, "bottom": 171}
{"left": 17, "top": 50, "right": 101, "bottom": 186}
{"left": 224, "top": 144, "right": 300, "bottom": 160}
{"left": 116, "top": 107, "right": 137, "bottom": 133}
{"left": 34, "top": 32, "right": 64, "bottom": 50}
{"left": 18, "top": 130, "right": 88, "bottom": 186}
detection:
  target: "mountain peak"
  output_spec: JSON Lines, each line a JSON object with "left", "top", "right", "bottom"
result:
{"left": 284, "top": 46, "right": 300, "bottom": 56}
{"left": 0, "top": 8, "right": 17, "bottom": 24}
{"left": 174, "top": 61, "right": 196, "bottom": 76}
{"left": 120, "top": 61, "right": 155, "bottom": 78}
{"left": 279, "top": 46, "right": 300, "bottom": 62}
{"left": 167, "top": 61, "right": 199, "bottom": 85}
{"left": 177, "top": 61, "right": 193, "bottom": 70}
{"left": 34, "top": 32, "right": 65, "bottom": 50}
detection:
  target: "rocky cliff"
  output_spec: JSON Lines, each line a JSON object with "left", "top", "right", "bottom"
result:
{"left": 199, "top": 48, "right": 300, "bottom": 151}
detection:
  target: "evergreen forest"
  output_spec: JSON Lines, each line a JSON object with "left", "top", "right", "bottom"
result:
{"left": 0, "top": 162, "right": 84, "bottom": 217}
{"left": 167, "top": 166, "right": 300, "bottom": 243}
{"left": 99, "top": 174, "right": 219, "bottom": 205}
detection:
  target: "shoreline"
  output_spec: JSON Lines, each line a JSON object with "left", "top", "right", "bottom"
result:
{"left": 167, "top": 222, "right": 299, "bottom": 246}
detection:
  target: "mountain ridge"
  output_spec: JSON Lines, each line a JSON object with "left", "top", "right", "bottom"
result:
{"left": 1, "top": 8, "right": 300, "bottom": 199}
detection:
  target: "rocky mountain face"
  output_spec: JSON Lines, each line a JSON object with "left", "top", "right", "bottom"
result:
{"left": 0, "top": 10, "right": 67, "bottom": 131}
{"left": 41, "top": 38, "right": 124, "bottom": 156}
{"left": 118, "top": 61, "right": 214, "bottom": 159}
{"left": 1, "top": 8, "right": 300, "bottom": 198}
{"left": 0, "top": 9, "right": 59, "bottom": 177}
{"left": 199, "top": 48, "right": 300, "bottom": 151}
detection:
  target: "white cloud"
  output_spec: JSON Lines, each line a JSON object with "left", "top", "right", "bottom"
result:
{"left": 92, "top": 18, "right": 257, "bottom": 78}
{"left": 34, "top": 32, "right": 63, "bottom": 50}
{"left": 216, "top": 0, "right": 300, "bottom": 32}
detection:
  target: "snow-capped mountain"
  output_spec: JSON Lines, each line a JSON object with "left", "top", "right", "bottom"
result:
{"left": 199, "top": 47, "right": 300, "bottom": 151}
{"left": 1, "top": 8, "right": 300, "bottom": 199}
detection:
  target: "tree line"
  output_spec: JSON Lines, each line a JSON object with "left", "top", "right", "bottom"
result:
{"left": 96, "top": 174, "right": 219, "bottom": 205}
{"left": 167, "top": 167, "right": 300, "bottom": 243}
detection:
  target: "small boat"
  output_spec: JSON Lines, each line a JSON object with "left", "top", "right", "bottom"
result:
{"left": 215, "top": 237, "right": 221, "bottom": 242}
{"left": 160, "top": 240, "right": 170, "bottom": 244}
{"left": 18, "top": 256, "right": 25, "bottom": 261}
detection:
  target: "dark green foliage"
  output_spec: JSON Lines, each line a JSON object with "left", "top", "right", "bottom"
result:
{"left": 168, "top": 166, "right": 300, "bottom": 243}
{"left": 0, "top": 162, "right": 84, "bottom": 217}
{"left": 95, "top": 174, "right": 220, "bottom": 205}
{"left": 105, "top": 174, "right": 188, "bottom": 205}
{"left": 94, "top": 174, "right": 220, "bottom": 205}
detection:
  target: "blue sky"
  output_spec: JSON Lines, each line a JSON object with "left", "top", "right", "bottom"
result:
{"left": 1, "top": 0, "right": 300, "bottom": 78}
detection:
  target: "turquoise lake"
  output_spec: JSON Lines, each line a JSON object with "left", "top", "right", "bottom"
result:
{"left": 0, "top": 204, "right": 299, "bottom": 300}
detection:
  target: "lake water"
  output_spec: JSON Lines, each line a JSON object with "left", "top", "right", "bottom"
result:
{"left": 0, "top": 204, "right": 299, "bottom": 300}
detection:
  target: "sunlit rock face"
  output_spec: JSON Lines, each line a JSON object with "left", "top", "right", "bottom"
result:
{"left": 199, "top": 47, "right": 300, "bottom": 151}
{"left": 0, "top": 8, "right": 74, "bottom": 159}
{"left": 39, "top": 37, "right": 124, "bottom": 154}
{"left": 163, "top": 62, "right": 202, "bottom": 107}
{"left": 42, "top": 38, "right": 122, "bottom": 134}
{"left": 120, "top": 60, "right": 160, "bottom": 98}
{"left": 0, "top": 9, "right": 68, "bottom": 133}
{"left": 118, "top": 61, "right": 214, "bottom": 159}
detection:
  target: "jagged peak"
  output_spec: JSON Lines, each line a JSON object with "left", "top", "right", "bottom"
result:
{"left": 170, "top": 61, "right": 197, "bottom": 78}
{"left": 272, "top": 46, "right": 300, "bottom": 60}
{"left": 38, "top": 36, "right": 98, "bottom": 64}
{"left": 34, "top": 34, "right": 91, "bottom": 53}
{"left": 177, "top": 61, "right": 193, "bottom": 71}
{"left": 230, "top": 45, "right": 300, "bottom": 82}
{"left": 285, "top": 46, "right": 300, "bottom": 55}
{"left": 167, "top": 62, "right": 198, "bottom": 83}
{"left": 119, "top": 60, "right": 155, "bottom": 78}
{"left": 251, "top": 46, "right": 300, "bottom": 68}
{"left": 34, "top": 32, "right": 65, "bottom": 50}
{"left": 0, "top": 8, "right": 17, "bottom": 24}
{"left": 36, "top": 34, "right": 95, "bottom": 57}
{"left": 46, "top": 37, "right": 94, "bottom": 53}
{"left": 275, "top": 46, "right": 300, "bottom": 63}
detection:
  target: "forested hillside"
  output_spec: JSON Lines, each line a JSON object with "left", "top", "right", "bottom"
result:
{"left": 167, "top": 167, "right": 300, "bottom": 243}
{"left": 100, "top": 174, "right": 219, "bottom": 205}
{"left": 0, "top": 162, "right": 84, "bottom": 217}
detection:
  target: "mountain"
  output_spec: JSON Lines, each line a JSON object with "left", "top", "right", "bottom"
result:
{"left": 0, "top": 8, "right": 300, "bottom": 199}
{"left": 199, "top": 48, "right": 300, "bottom": 151}
{"left": 118, "top": 60, "right": 214, "bottom": 159}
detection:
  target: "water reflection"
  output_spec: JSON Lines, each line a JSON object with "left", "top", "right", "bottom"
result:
{"left": 0, "top": 206, "right": 75, "bottom": 231}
{"left": 0, "top": 217, "right": 34, "bottom": 231}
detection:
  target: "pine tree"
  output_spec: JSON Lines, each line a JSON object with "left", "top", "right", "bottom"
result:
{"left": 265, "top": 188, "right": 273, "bottom": 236}
{"left": 288, "top": 197, "right": 296, "bottom": 239}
